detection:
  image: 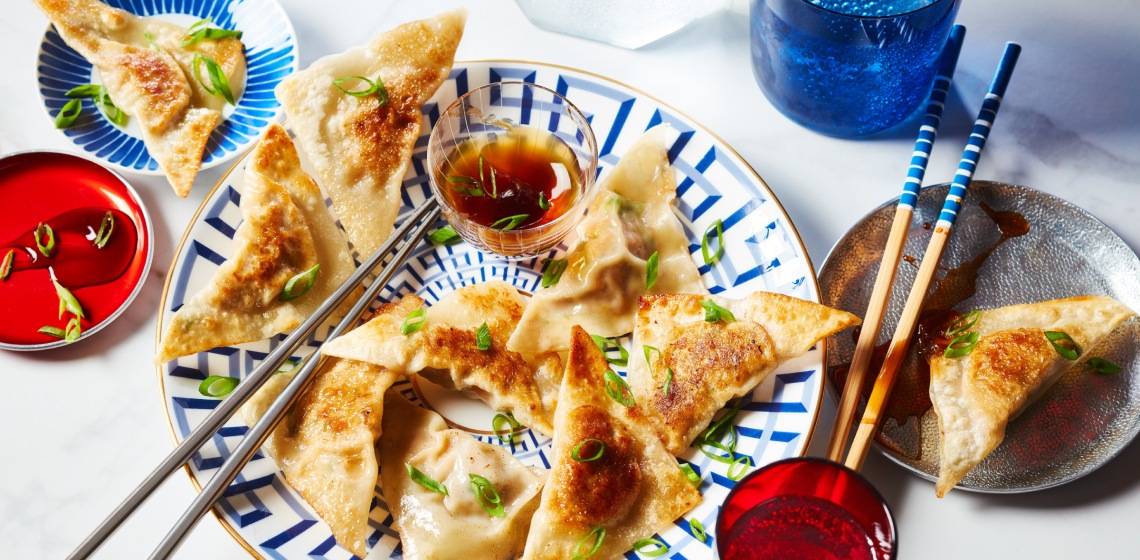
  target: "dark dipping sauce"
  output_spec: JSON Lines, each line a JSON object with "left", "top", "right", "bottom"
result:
{"left": 0, "top": 152, "right": 149, "bottom": 346}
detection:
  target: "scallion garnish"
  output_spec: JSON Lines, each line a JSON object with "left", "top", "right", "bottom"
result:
{"left": 1087, "top": 357, "right": 1122, "bottom": 375}
{"left": 476, "top": 321, "right": 492, "bottom": 351}
{"left": 943, "top": 331, "right": 979, "bottom": 358}
{"left": 489, "top": 214, "right": 529, "bottom": 231}
{"left": 645, "top": 251, "right": 659, "bottom": 290}
{"left": 94, "top": 211, "right": 114, "bottom": 248}
{"left": 698, "top": 399, "right": 743, "bottom": 464}
{"left": 590, "top": 334, "right": 628, "bottom": 367}
{"left": 538, "top": 192, "right": 551, "bottom": 211}
{"left": 632, "top": 538, "right": 669, "bottom": 557}
{"left": 643, "top": 344, "right": 660, "bottom": 366}
{"left": 198, "top": 375, "right": 238, "bottom": 397}
{"left": 662, "top": 367, "right": 674, "bottom": 395}
{"left": 54, "top": 98, "right": 82, "bottom": 128}
{"left": 1045, "top": 330, "right": 1082, "bottom": 360}
{"left": 276, "top": 359, "right": 300, "bottom": 374}
{"left": 679, "top": 463, "right": 701, "bottom": 485}
{"left": 39, "top": 326, "right": 66, "bottom": 339}
{"left": 448, "top": 175, "right": 485, "bottom": 197}
{"left": 690, "top": 518, "right": 707, "bottom": 543}
{"left": 64, "top": 317, "right": 81, "bottom": 342}
{"left": 477, "top": 155, "right": 499, "bottom": 199}
{"left": 34, "top": 223, "right": 55, "bottom": 257}
{"left": 333, "top": 75, "right": 388, "bottom": 105}
{"left": 181, "top": 17, "right": 243, "bottom": 47}
{"left": 66, "top": 84, "right": 126, "bottom": 126}
{"left": 468, "top": 474, "right": 505, "bottom": 517}
{"left": 192, "top": 53, "right": 237, "bottom": 105}
{"left": 400, "top": 308, "right": 427, "bottom": 335}
{"left": 492, "top": 412, "right": 520, "bottom": 444}
{"left": 541, "top": 257, "right": 568, "bottom": 288}
{"left": 53, "top": 279, "right": 84, "bottom": 319}
{"left": 278, "top": 264, "right": 320, "bottom": 302}
{"left": 728, "top": 455, "right": 752, "bottom": 481}
{"left": 946, "top": 309, "right": 980, "bottom": 337}
{"left": 603, "top": 369, "right": 635, "bottom": 408}
{"left": 0, "top": 250, "right": 14, "bottom": 281}
{"left": 701, "top": 298, "right": 735, "bottom": 323}
{"left": 144, "top": 30, "right": 158, "bottom": 49}
{"left": 701, "top": 219, "right": 725, "bottom": 266}
{"left": 571, "top": 526, "right": 606, "bottom": 560}
{"left": 571, "top": 438, "right": 606, "bottom": 462}
{"left": 406, "top": 462, "right": 448, "bottom": 495}
{"left": 428, "top": 224, "right": 461, "bottom": 245}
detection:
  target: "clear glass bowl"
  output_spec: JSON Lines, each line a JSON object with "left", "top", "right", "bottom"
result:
{"left": 426, "top": 82, "right": 598, "bottom": 258}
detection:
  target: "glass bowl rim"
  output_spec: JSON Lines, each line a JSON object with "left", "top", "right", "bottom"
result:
{"left": 789, "top": 0, "right": 957, "bottom": 20}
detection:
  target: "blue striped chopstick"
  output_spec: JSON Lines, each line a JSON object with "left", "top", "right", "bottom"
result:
{"left": 844, "top": 41, "right": 1023, "bottom": 471}
{"left": 826, "top": 24, "right": 967, "bottom": 462}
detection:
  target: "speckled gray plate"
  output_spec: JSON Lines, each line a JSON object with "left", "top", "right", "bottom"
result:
{"left": 821, "top": 181, "right": 1140, "bottom": 493}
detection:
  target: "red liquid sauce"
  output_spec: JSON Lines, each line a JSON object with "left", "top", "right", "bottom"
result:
{"left": 723, "top": 495, "right": 874, "bottom": 560}
{"left": 0, "top": 152, "right": 149, "bottom": 346}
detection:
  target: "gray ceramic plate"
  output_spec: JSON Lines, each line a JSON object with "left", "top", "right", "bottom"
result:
{"left": 821, "top": 181, "right": 1140, "bottom": 493}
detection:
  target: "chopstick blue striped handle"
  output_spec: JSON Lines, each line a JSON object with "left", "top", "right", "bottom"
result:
{"left": 899, "top": 24, "right": 966, "bottom": 210}
{"left": 936, "top": 42, "right": 1022, "bottom": 228}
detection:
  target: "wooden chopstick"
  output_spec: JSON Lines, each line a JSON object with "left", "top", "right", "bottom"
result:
{"left": 67, "top": 198, "right": 441, "bottom": 560}
{"left": 826, "top": 24, "right": 968, "bottom": 462}
{"left": 843, "top": 42, "right": 1023, "bottom": 471}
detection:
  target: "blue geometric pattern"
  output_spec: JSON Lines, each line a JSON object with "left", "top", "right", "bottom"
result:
{"left": 158, "top": 61, "right": 822, "bottom": 559}
{"left": 36, "top": 0, "right": 297, "bottom": 175}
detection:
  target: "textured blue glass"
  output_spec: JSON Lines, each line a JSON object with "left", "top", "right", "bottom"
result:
{"left": 750, "top": 0, "right": 960, "bottom": 137}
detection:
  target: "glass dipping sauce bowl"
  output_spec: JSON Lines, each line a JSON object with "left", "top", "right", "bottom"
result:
{"left": 717, "top": 457, "right": 896, "bottom": 560}
{"left": 426, "top": 82, "right": 598, "bottom": 258}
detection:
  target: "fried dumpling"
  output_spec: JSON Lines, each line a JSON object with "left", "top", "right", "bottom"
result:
{"left": 930, "top": 296, "right": 1135, "bottom": 497}
{"left": 240, "top": 356, "right": 401, "bottom": 558}
{"left": 157, "top": 125, "right": 356, "bottom": 362}
{"left": 507, "top": 125, "right": 708, "bottom": 355}
{"left": 33, "top": 0, "right": 245, "bottom": 196}
{"left": 275, "top": 9, "right": 465, "bottom": 256}
{"left": 378, "top": 392, "right": 546, "bottom": 560}
{"left": 627, "top": 292, "right": 860, "bottom": 455}
{"left": 321, "top": 281, "right": 561, "bottom": 435}
{"left": 522, "top": 327, "right": 701, "bottom": 560}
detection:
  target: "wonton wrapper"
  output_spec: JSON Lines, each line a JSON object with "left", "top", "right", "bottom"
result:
{"left": 507, "top": 125, "right": 708, "bottom": 355}
{"left": 157, "top": 125, "right": 357, "bottom": 362}
{"left": 627, "top": 292, "right": 860, "bottom": 455}
{"left": 275, "top": 9, "right": 465, "bottom": 256}
{"left": 321, "top": 281, "right": 561, "bottom": 435}
{"left": 522, "top": 327, "right": 701, "bottom": 560}
{"left": 241, "top": 356, "right": 401, "bottom": 558}
{"left": 34, "top": 0, "right": 245, "bottom": 196}
{"left": 930, "top": 296, "right": 1135, "bottom": 497}
{"left": 378, "top": 392, "right": 546, "bottom": 560}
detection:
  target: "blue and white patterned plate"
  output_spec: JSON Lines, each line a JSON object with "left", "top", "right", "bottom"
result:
{"left": 157, "top": 61, "right": 825, "bottom": 559}
{"left": 37, "top": 0, "right": 297, "bottom": 177}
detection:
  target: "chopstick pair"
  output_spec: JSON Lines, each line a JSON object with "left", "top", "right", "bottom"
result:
{"left": 68, "top": 198, "right": 442, "bottom": 560}
{"left": 826, "top": 30, "right": 1023, "bottom": 471}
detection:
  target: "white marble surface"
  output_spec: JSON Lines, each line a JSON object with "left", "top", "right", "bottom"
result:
{"left": 3, "top": 0, "right": 1139, "bottom": 558}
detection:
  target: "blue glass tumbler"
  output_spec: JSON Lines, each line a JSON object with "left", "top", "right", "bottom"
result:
{"left": 750, "top": 0, "right": 961, "bottom": 137}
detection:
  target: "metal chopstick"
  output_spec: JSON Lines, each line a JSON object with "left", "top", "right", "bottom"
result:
{"left": 68, "top": 197, "right": 441, "bottom": 560}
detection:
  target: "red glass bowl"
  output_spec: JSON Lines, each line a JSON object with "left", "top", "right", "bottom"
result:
{"left": 717, "top": 457, "right": 897, "bottom": 560}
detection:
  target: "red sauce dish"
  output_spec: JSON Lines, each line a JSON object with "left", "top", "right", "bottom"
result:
{"left": 0, "top": 151, "right": 152, "bottom": 350}
{"left": 717, "top": 457, "right": 897, "bottom": 560}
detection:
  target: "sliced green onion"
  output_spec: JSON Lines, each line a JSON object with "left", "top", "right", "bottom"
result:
{"left": 276, "top": 359, "right": 300, "bottom": 374}
{"left": 192, "top": 53, "right": 236, "bottom": 105}
{"left": 54, "top": 98, "right": 82, "bottom": 128}
{"left": 448, "top": 175, "right": 485, "bottom": 197}
{"left": 406, "top": 462, "right": 448, "bottom": 495}
{"left": 477, "top": 155, "right": 499, "bottom": 199}
{"left": 633, "top": 538, "right": 669, "bottom": 557}
{"left": 187, "top": 17, "right": 212, "bottom": 31}
{"left": 278, "top": 264, "right": 320, "bottom": 302}
{"left": 332, "top": 75, "right": 388, "bottom": 106}
{"left": 64, "top": 317, "right": 82, "bottom": 342}
{"left": 698, "top": 437, "right": 739, "bottom": 464}
{"left": 489, "top": 214, "right": 529, "bottom": 231}
{"left": 476, "top": 321, "right": 492, "bottom": 351}
{"left": 728, "top": 455, "right": 752, "bottom": 481}
{"left": 39, "top": 326, "right": 66, "bottom": 339}
{"left": 590, "top": 334, "right": 628, "bottom": 367}
{"left": 94, "top": 211, "right": 114, "bottom": 248}
{"left": 571, "top": 438, "right": 606, "bottom": 462}
{"left": 690, "top": 517, "right": 707, "bottom": 543}
{"left": 53, "top": 279, "right": 84, "bottom": 319}
{"left": 571, "top": 526, "right": 606, "bottom": 560}
{"left": 0, "top": 249, "right": 14, "bottom": 281}
{"left": 181, "top": 25, "right": 243, "bottom": 47}
{"left": 702, "top": 298, "right": 735, "bottom": 323}
{"left": 1045, "top": 330, "right": 1082, "bottom": 360}
{"left": 1087, "top": 357, "right": 1122, "bottom": 375}
{"left": 701, "top": 219, "right": 725, "bottom": 266}
{"left": 400, "top": 308, "right": 427, "bottom": 335}
{"left": 698, "top": 399, "right": 744, "bottom": 463}
{"left": 642, "top": 344, "right": 660, "bottom": 366}
{"left": 541, "top": 257, "right": 568, "bottom": 288}
{"left": 198, "top": 375, "right": 238, "bottom": 397}
{"left": 662, "top": 367, "right": 674, "bottom": 395}
{"left": 679, "top": 463, "right": 701, "bottom": 485}
{"left": 65, "top": 84, "right": 104, "bottom": 98}
{"left": 492, "top": 412, "right": 520, "bottom": 444}
{"left": 428, "top": 224, "right": 461, "bottom": 245}
{"left": 144, "top": 30, "right": 158, "bottom": 48}
{"left": 946, "top": 309, "right": 980, "bottom": 337}
{"left": 34, "top": 223, "right": 55, "bottom": 257}
{"left": 538, "top": 192, "right": 551, "bottom": 211}
{"left": 943, "top": 331, "right": 980, "bottom": 358}
{"left": 468, "top": 474, "right": 505, "bottom": 517}
{"left": 645, "top": 251, "right": 659, "bottom": 290}
{"left": 603, "top": 369, "right": 635, "bottom": 408}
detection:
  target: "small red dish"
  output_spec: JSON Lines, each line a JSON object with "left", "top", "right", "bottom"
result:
{"left": 0, "top": 151, "right": 152, "bottom": 350}
{"left": 717, "top": 457, "right": 897, "bottom": 560}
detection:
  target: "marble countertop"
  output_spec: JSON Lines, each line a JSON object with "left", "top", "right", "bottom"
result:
{"left": 3, "top": 0, "right": 1138, "bottom": 558}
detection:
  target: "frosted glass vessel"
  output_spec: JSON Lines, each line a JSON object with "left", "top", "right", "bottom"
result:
{"left": 515, "top": 0, "right": 728, "bottom": 49}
